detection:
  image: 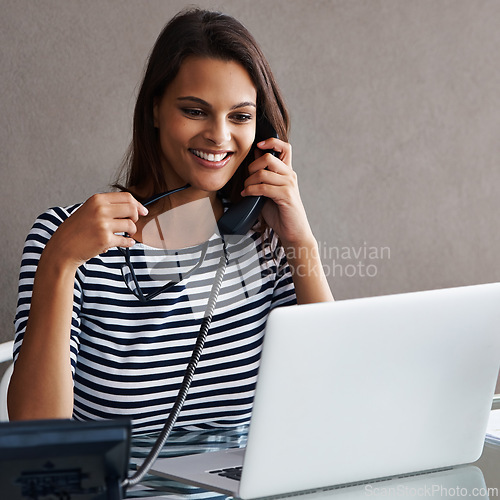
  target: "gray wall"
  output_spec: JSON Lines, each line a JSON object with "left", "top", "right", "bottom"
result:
{"left": 2, "top": 0, "right": 500, "bottom": 352}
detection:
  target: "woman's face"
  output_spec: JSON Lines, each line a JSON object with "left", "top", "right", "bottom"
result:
{"left": 153, "top": 56, "right": 258, "bottom": 195}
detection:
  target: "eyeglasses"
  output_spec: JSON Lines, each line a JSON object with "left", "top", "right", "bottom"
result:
{"left": 118, "top": 184, "right": 214, "bottom": 302}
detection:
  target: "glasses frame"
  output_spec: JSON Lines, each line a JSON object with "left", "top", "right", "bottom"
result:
{"left": 118, "top": 183, "right": 215, "bottom": 302}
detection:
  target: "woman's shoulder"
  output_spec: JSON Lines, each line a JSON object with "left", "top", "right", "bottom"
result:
{"left": 32, "top": 203, "right": 82, "bottom": 226}
{"left": 26, "top": 203, "right": 83, "bottom": 244}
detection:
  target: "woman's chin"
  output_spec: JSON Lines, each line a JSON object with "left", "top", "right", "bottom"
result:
{"left": 189, "top": 178, "right": 231, "bottom": 194}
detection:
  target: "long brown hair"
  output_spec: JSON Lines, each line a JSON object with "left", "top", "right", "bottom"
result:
{"left": 115, "top": 8, "right": 289, "bottom": 202}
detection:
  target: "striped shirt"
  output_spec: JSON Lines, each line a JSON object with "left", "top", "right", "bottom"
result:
{"left": 14, "top": 204, "right": 296, "bottom": 434}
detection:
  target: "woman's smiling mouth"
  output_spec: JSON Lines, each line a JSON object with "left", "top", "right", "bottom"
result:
{"left": 190, "top": 149, "right": 231, "bottom": 161}
{"left": 189, "top": 149, "right": 234, "bottom": 168}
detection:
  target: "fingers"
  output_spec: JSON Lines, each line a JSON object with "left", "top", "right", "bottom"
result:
{"left": 244, "top": 139, "right": 296, "bottom": 199}
{"left": 89, "top": 192, "right": 148, "bottom": 221}
{"left": 244, "top": 166, "right": 296, "bottom": 189}
{"left": 109, "top": 217, "right": 139, "bottom": 238}
{"left": 108, "top": 233, "right": 137, "bottom": 251}
{"left": 255, "top": 138, "right": 292, "bottom": 166}
{"left": 92, "top": 231, "right": 136, "bottom": 255}
{"left": 249, "top": 137, "right": 292, "bottom": 176}
{"left": 97, "top": 201, "right": 144, "bottom": 226}
{"left": 96, "top": 193, "right": 149, "bottom": 248}
{"left": 247, "top": 152, "right": 288, "bottom": 176}
{"left": 55, "top": 191, "right": 149, "bottom": 264}
{"left": 242, "top": 172, "right": 298, "bottom": 201}
{"left": 86, "top": 192, "right": 148, "bottom": 239}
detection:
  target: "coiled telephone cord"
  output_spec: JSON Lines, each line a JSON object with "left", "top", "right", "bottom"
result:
{"left": 123, "top": 243, "right": 229, "bottom": 489}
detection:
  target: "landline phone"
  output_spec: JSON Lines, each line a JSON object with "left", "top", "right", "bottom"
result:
{"left": 217, "top": 114, "right": 279, "bottom": 235}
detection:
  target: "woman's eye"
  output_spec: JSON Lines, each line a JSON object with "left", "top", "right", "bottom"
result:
{"left": 231, "top": 113, "right": 253, "bottom": 123}
{"left": 182, "top": 108, "right": 206, "bottom": 118}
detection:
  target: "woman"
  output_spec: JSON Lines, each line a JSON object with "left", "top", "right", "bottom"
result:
{"left": 8, "top": 8, "right": 333, "bottom": 434}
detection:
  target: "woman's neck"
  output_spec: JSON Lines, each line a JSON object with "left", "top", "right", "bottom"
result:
{"left": 130, "top": 184, "right": 224, "bottom": 248}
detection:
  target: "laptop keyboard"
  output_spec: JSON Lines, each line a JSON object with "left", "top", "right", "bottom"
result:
{"left": 209, "top": 466, "right": 242, "bottom": 481}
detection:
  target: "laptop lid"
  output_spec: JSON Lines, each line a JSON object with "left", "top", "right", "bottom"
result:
{"left": 239, "top": 283, "right": 500, "bottom": 498}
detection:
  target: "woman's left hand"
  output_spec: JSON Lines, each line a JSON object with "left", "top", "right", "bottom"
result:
{"left": 242, "top": 138, "right": 334, "bottom": 304}
{"left": 241, "top": 138, "right": 314, "bottom": 247}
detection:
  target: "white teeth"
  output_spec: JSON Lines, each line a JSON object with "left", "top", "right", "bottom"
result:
{"left": 192, "top": 150, "right": 228, "bottom": 162}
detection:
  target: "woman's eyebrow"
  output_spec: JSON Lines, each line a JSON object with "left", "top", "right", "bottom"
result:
{"left": 177, "top": 96, "right": 256, "bottom": 110}
{"left": 231, "top": 101, "right": 257, "bottom": 110}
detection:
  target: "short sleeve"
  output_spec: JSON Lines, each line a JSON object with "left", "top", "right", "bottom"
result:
{"left": 13, "top": 205, "right": 84, "bottom": 376}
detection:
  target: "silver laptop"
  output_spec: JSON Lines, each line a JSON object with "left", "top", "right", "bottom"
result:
{"left": 149, "top": 283, "right": 500, "bottom": 499}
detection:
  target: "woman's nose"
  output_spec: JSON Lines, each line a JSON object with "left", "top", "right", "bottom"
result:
{"left": 204, "top": 117, "right": 231, "bottom": 145}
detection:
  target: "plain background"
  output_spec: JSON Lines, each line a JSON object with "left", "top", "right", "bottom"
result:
{"left": 1, "top": 0, "right": 499, "bottom": 389}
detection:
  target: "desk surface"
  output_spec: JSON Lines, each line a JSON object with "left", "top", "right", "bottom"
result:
{"left": 126, "top": 423, "right": 500, "bottom": 499}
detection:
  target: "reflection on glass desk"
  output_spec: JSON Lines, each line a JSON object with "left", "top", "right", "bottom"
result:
{"left": 126, "top": 425, "right": 500, "bottom": 499}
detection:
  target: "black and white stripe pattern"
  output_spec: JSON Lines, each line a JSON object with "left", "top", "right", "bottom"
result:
{"left": 14, "top": 204, "right": 296, "bottom": 434}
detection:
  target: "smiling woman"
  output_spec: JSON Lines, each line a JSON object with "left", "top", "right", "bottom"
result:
{"left": 8, "top": 8, "right": 333, "bottom": 434}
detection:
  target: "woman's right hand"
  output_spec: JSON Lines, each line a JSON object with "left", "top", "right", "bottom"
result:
{"left": 44, "top": 192, "right": 148, "bottom": 270}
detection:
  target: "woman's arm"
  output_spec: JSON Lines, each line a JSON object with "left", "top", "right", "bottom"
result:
{"left": 281, "top": 236, "right": 333, "bottom": 305}
{"left": 8, "top": 192, "right": 147, "bottom": 420}
{"left": 242, "top": 139, "right": 334, "bottom": 305}
{"left": 8, "top": 249, "right": 79, "bottom": 419}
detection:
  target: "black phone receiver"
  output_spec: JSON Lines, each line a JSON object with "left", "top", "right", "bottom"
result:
{"left": 217, "top": 115, "right": 279, "bottom": 235}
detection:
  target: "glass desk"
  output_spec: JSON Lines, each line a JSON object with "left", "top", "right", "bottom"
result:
{"left": 126, "top": 419, "right": 500, "bottom": 499}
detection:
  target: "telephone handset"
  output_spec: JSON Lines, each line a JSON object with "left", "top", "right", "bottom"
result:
{"left": 217, "top": 115, "right": 279, "bottom": 235}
